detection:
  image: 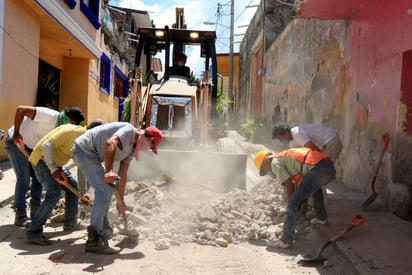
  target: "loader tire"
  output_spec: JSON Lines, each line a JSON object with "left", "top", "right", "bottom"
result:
{"left": 216, "top": 137, "right": 238, "bottom": 153}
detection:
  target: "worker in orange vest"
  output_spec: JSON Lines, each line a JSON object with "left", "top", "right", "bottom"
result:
{"left": 255, "top": 147, "right": 336, "bottom": 249}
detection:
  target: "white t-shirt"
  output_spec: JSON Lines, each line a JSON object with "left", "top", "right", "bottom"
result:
{"left": 8, "top": 107, "right": 59, "bottom": 149}
{"left": 290, "top": 124, "right": 336, "bottom": 149}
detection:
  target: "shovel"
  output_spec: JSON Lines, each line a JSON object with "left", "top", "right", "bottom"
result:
{"left": 361, "top": 133, "right": 390, "bottom": 211}
{"left": 297, "top": 215, "right": 366, "bottom": 266}
{"left": 55, "top": 173, "right": 93, "bottom": 206}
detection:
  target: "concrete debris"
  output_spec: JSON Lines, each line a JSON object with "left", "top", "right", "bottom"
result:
{"left": 101, "top": 177, "right": 290, "bottom": 249}
{"left": 50, "top": 199, "right": 66, "bottom": 223}
{"left": 214, "top": 237, "right": 228, "bottom": 247}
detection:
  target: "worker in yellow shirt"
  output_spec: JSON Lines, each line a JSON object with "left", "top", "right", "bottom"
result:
{"left": 26, "top": 119, "right": 104, "bottom": 246}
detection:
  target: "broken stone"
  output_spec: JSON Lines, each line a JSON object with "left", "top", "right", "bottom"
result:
{"left": 129, "top": 213, "right": 147, "bottom": 224}
{"left": 218, "top": 232, "right": 232, "bottom": 243}
{"left": 154, "top": 238, "right": 171, "bottom": 250}
{"left": 214, "top": 237, "right": 228, "bottom": 247}
{"left": 198, "top": 203, "right": 217, "bottom": 221}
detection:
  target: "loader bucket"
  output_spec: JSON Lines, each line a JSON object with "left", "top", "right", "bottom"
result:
{"left": 127, "top": 150, "right": 247, "bottom": 192}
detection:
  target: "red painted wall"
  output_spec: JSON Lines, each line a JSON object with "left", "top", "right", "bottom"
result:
{"left": 348, "top": 0, "right": 412, "bottom": 131}
{"left": 401, "top": 50, "right": 412, "bottom": 133}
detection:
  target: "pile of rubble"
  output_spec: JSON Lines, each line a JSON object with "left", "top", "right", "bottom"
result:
{"left": 107, "top": 176, "right": 290, "bottom": 250}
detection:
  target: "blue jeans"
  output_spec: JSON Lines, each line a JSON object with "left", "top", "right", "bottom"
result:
{"left": 72, "top": 144, "right": 113, "bottom": 237}
{"left": 281, "top": 159, "right": 336, "bottom": 244}
{"left": 26, "top": 160, "right": 79, "bottom": 238}
{"left": 4, "top": 138, "right": 42, "bottom": 217}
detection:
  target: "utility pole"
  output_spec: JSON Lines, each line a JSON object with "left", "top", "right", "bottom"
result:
{"left": 228, "top": 0, "right": 234, "bottom": 129}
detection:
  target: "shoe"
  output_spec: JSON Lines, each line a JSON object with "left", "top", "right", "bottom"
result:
{"left": 310, "top": 218, "right": 328, "bottom": 225}
{"left": 266, "top": 238, "right": 292, "bottom": 249}
{"left": 85, "top": 226, "right": 118, "bottom": 254}
{"left": 27, "top": 235, "right": 52, "bottom": 246}
{"left": 14, "top": 215, "right": 30, "bottom": 227}
{"left": 63, "top": 219, "right": 82, "bottom": 231}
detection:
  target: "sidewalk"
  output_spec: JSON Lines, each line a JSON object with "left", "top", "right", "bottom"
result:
{"left": 228, "top": 130, "right": 412, "bottom": 275}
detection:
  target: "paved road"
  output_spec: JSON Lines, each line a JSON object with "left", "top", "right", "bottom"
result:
{"left": 0, "top": 159, "right": 357, "bottom": 275}
{"left": 0, "top": 203, "right": 357, "bottom": 274}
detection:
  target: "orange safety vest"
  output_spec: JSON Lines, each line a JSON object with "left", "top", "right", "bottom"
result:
{"left": 273, "top": 148, "right": 329, "bottom": 185}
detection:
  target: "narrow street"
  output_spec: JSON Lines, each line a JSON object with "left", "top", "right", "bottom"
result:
{"left": 0, "top": 158, "right": 357, "bottom": 275}
{"left": 0, "top": 199, "right": 356, "bottom": 274}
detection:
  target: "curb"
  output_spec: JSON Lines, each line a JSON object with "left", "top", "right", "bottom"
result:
{"left": 312, "top": 225, "right": 374, "bottom": 275}
{"left": 334, "top": 241, "right": 375, "bottom": 275}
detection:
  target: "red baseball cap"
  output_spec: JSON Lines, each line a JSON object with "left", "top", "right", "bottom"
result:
{"left": 145, "top": 126, "right": 162, "bottom": 154}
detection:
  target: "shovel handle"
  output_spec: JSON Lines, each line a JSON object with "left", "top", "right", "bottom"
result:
{"left": 351, "top": 215, "right": 366, "bottom": 227}
{"left": 55, "top": 174, "right": 93, "bottom": 206}
{"left": 330, "top": 215, "right": 366, "bottom": 243}
{"left": 370, "top": 133, "right": 390, "bottom": 189}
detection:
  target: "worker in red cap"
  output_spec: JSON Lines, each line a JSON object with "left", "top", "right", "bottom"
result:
{"left": 71, "top": 122, "right": 162, "bottom": 254}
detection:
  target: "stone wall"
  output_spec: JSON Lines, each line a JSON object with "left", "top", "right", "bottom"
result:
{"left": 239, "top": 11, "right": 412, "bottom": 220}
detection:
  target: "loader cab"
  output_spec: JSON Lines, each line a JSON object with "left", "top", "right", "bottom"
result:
{"left": 134, "top": 26, "right": 219, "bottom": 148}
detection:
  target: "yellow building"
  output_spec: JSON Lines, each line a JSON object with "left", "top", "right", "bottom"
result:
{"left": 216, "top": 53, "right": 239, "bottom": 112}
{"left": 0, "top": 0, "right": 150, "bottom": 159}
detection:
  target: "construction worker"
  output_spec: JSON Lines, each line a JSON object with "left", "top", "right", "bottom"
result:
{"left": 254, "top": 147, "right": 336, "bottom": 249}
{"left": 4, "top": 105, "right": 84, "bottom": 227}
{"left": 71, "top": 122, "right": 162, "bottom": 254}
{"left": 271, "top": 123, "right": 343, "bottom": 162}
{"left": 25, "top": 120, "right": 104, "bottom": 245}
{"left": 272, "top": 123, "right": 342, "bottom": 209}
{"left": 169, "top": 53, "right": 191, "bottom": 79}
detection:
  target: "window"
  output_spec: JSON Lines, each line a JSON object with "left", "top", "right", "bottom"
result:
{"left": 80, "top": 0, "right": 100, "bottom": 29}
{"left": 64, "top": 0, "right": 77, "bottom": 9}
{"left": 114, "top": 67, "right": 128, "bottom": 101}
{"left": 114, "top": 67, "right": 129, "bottom": 121}
{"left": 100, "top": 53, "right": 110, "bottom": 95}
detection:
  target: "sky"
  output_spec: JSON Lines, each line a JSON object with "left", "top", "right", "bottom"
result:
{"left": 108, "top": 0, "right": 259, "bottom": 77}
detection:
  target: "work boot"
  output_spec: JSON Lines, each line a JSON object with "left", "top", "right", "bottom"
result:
{"left": 85, "top": 226, "right": 118, "bottom": 254}
{"left": 27, "top": 234, "right": 52, "bottom": 246}
{"left": 14, "top": 213, "right": 30, "bottom": 227}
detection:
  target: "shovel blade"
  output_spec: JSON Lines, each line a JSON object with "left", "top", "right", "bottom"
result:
{"left": 361, "top": 192, "right": 379, "bottom": 211}
{"left": 297, "top": 254, "right": 327, "bottom": 266}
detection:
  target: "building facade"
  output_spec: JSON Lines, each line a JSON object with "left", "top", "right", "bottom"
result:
{"left": 0, "top": 0, "right": 150, "bottom": 159}
{"left": 239, "top": 0, "right": 412, "bottom": 220}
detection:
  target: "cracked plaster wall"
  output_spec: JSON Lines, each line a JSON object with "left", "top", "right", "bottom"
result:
{"left": 239, "top": 6, "right": 412, "bottom": 220}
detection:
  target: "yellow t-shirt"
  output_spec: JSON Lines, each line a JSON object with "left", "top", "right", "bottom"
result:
{"left": 29, "top": 124, "right": 86, "bottom": 167}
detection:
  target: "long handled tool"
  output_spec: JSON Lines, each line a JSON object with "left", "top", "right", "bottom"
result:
{"left": 361, "top": 133, "right": 390, "bottom": 211}
{"left": 55, "top": 173, "right": 93, "bottom": 206}
{"left": 15, "top": 140, "right": 93, "bottom": 206}
{"left": 297, "top": 215, "right": 366, "bottom": 266}
{"left": 107, "top": 178, "right": 139, "bottom": 243}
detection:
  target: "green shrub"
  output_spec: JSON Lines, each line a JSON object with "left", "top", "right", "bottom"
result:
{"left": 240, "top": 118, "right": 268, "bottom": 142}
{"left": 121, "top": 93, "right": 131, "bottom": 122}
